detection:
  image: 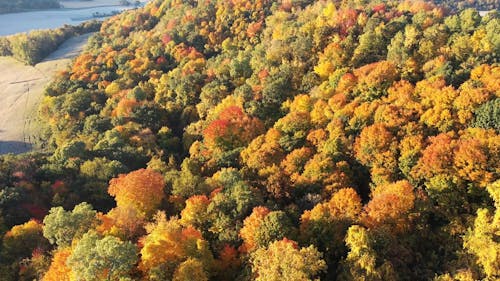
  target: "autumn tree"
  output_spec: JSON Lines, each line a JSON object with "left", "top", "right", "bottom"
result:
{"left": 180, "top": 195, "right": 210, "bottom": 230}
{"left": 463, "top": 180, "right": 500, "bottom": 279}
{"left": 338, "top": 225, "right": 397, "bottom": 281}
{"left": 1, "top": 220, "right": 48, "bottom": 263}
{"left": 206, "top": 168, "right": 262, "bottom": 244}
{"left": 108, "top": 168, "right": 165, "bottom": 217}
{"left": 99, "top": 205, "right": 146, "bottom": 240}
{"left": 251, "top": 238, "right": 327, "bottom": 281}
{"left": 239, "top": 206, "right": 270, "bottom": 252}
{"left": 362, "top": 180, "right": 416, "bottom": 233}
{"left": 300, "top": 188, "right": 362, "bottom": 277}
{"left": 203, "top": 105, "right": 264, "bottom": 166}
{"left": 139, "top": 213, "right": 214, "bottom": 280}
{"left": 172, "top": 258, "right": 209, "bottom": 281}
{"left": 240, "top": 207, "right": 295, "bottom": 252}
{"left": 42, "top": 247, "right": 72, "bottom": 281}
{"left": 354, "top": 123, "right": 399, "bottom": 184}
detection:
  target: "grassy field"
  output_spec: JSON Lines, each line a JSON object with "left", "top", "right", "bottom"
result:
{"left": 0, "top": 33, "right": 92, "bottom": 154}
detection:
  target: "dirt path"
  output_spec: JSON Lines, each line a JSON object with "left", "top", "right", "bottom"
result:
{"left": 0, "top": 33, "right": 93, "bottom": 155}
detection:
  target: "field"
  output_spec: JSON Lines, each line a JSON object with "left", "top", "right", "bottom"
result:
{"left": 0, "top": 33, "right": 92, "bottom": 154}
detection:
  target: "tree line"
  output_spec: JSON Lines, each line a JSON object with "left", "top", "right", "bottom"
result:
{"left": 0, "top": 21, "right": 102, "bottom": 65}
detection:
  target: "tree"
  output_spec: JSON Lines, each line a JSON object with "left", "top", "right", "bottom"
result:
{"left": 253, "top": 211, "right": 295, "bottom": 251}
{"left": 99, "top": 205, "right": 146, "bottom": 240}
{"left": 338, "top": 225, "right": 397, "bottom": 281}
{"left": 352, "top": 61, "right": 399, "bottom": 101}
{"left": 206, "top": 168, "right": 262, "bottom": 244}
{"left": 354, "top": 123, "right": 399, "bottom": 184}
{"left": 1, "top": 219, "right": 48, "bottom": 263}
{"left": 80, "top": 157, "right": 127, "bottom": 181}
{"left": 43, "top": 202, "right": 98, "bottom": 248}
{"left": 108, "top": 169, "right": 165, "bottom": 217}
{"left": 42, "top": 247, "right": 72, "bottom": 281}
{"left": 472, "top": 98, "right": 500, "bottom": 131}
{"left": 362, "top": 180, "right": 416, "bottom": 232}
{"left": 203, "top": 105, "right": 264, "bottom": 165}
{"left": 167, "top": 158, "right": 211, "bottom": 201}
{"left": 239, "top": 206, "right": 270, "bottom": 252}
{"left": 139, "top": 213, "right": 214, "bottom": 280}
{"left": 463, "top": 180, "right": 500, "bottom": 279}
{"left": 300, "top": 188, "right": 362, "bottom": 277}
{"left": 67, "top": 231, "right": 138, "bottom": 281}
{"left": 240, "top": 207, "right": 295, "bottom": 252}
{"left": 274, "top": 111, "right": 311, "bottom": 153}
{"left": 250, "top": 238, "right": 327, "bottom": 281}
{"left": 180, "top": 195, "right": 210, "bottom": 229}
{"left": 417, "top": 78, "right": 458, "bottom": 132}
{"left": 241, "top": 128, "right": 285, "bottom": 172}
{"left": 173, "top": 258, "right": 209, "bottom": 281}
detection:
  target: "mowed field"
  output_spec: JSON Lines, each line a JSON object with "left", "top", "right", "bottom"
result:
{"left": 0, "top": 33, "right": 92, "bottom": 154}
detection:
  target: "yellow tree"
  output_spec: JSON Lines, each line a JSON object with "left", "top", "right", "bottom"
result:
{"left": 354, "top": 123, "right": 399, "bottom": 184}
{"left": 173, "top": 258, "right": 209, "bottom": 281}
{"left": 239, "top": 206, "right": 270, "bottom": 253}
{"left": 139, "top": 212, "right": 214, "bottom": 279}
{"left": 463, "top": 180, "right": 500, "bottom": 279}
{"left": 251, "top": 239, "right": 327, "bottom": 281}
{"left": 338, "top": 225, "right": 397, "bottom": 281}
{"left": 180, "top": 195, "right": 210, "bottom": 228}
{"left": 42, "top": 248, "right": 72, "bottom": 281}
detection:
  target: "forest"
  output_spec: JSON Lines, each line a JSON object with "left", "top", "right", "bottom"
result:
{"left": 0, "top": 0, "right": 499, "bottom": 280}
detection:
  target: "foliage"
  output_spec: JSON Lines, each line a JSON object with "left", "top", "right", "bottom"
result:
{"left": 42, "top": 202, "right": 98, "bottom": 248}
{"left": 0, "top": 0, "right": 499, "bottom": 280}
{"left": 250, "top": 239, "right": 327, "bottom": 281}
{"left": 66, "top": 231, "right": 138, "bottom": 281}
{"left": 108, "top": 169, "right": 165, "bottom": 217}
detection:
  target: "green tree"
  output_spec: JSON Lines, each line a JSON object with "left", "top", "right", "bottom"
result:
{"left": 254, "top": 211, "right": 296, "bottom": 249}
{"left": 472, "top": 98, "right": 500, "bottom": 131}
{"left": 43, "top": 202, "right": 98, "bottom": 248}
{"left": 67, "top": 231, "right": 138, "bottom": 281}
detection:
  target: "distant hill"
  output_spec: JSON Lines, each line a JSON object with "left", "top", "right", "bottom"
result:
{"left": 435, "top": 0, "right": 499, "bottom": 12}
{"left": 0, "top": 0, "right": 60, "bottom": 14}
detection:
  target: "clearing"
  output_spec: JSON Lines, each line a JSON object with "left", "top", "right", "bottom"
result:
{"left": 0, "top": 33, "right": 93, "bottom": 154}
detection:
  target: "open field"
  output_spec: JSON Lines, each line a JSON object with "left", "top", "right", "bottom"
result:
{"left": 0, "top": 33, "right": 92, "bottom": 154}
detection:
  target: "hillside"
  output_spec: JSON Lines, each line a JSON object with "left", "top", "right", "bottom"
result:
{"left": 0, "top": 0, "right": 499, "bottom": 280}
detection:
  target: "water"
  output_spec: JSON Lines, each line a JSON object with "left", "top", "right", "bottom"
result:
{"left": 0, "top": 5, "right": 136, "bottom": 36}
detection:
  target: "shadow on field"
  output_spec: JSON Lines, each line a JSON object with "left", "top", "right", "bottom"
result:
{"left": 0, "top": 141, "right": 32, "bottom": 155}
